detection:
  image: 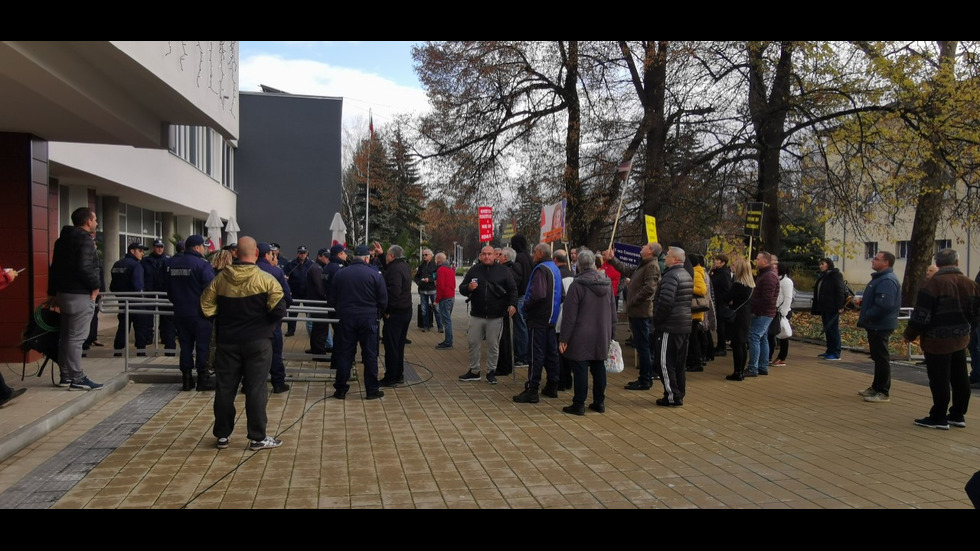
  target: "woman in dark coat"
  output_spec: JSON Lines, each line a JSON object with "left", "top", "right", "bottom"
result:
{"left": 725, "top": 257, "right": 756, "bottom": 381}
{"left": 558, "top": 248, "right": 616, "bottom": 415}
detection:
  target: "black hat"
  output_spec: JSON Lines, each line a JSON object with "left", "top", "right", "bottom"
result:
{"left": 317, "top": 247, "right": 330, "bottom": 257}
{"left": 128, "top": 242, "right": 148, "bottom": 251}
{"left": 297, "top": 246, "right": 308, "bottom": 254}
{"left": 270, "top": 242, "right": 280, "bottom": 252}
{"left": 257, "top": 242, "right": 272, "bottom": 256}
{"left": 330, "top": 244, "right": 348, "bottom": 257}
{"left": 354, "top": 244, "right": 371, "bottom": 256}
{"left": 222, "top": 242, "right": 237, "bottom": 251}
{"left": 185, "top": 234, "right": 206, "bottom": 248}
{"left": 152, "top": 239, "right": 165, "bottom": 247}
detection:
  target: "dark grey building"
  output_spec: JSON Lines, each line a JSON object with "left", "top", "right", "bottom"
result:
{"left": 236, "top": 90, "right": 343, "bottom": 253}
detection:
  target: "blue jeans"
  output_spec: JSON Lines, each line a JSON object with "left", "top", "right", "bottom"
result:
{"left": 629, "top": 317, "right": 653, "bottom": 384}
{"left": 513, "top": 297, "right": 529, "bottom": 363}
{"left": 437, "top": 299, "right": 454, "bottom": 346}
{"left": 821, "top": 311, "right": 841, "bottom": 356}
{"left": 747, "top": 315, "right": 773, "bottom": 374}
{"left": 420, "top": 292, "right": 440, "bottom": 330}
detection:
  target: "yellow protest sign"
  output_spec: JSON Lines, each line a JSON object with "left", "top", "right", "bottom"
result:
{"left": 645, "top": 215, "right": 658, "bottom": 244}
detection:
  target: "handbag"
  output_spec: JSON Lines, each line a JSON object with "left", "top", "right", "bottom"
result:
{"left": 605, "top": 340, "right": 624, "bottom": 373}
{"left": 691, "top": 294, "right": 711, "bottom": 313}
{"left": 777, "top": 314, "right": 793, "bottom": 339}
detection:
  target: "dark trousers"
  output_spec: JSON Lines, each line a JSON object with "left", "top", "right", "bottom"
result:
{"left": 175, "top": 315, "right": 212, "bottom": 374}
{"left": 821, "top": 311, "right": 842, "bottom": 356}
{"left": 526, "top": 325, "right": 559, "bottom": 391}
{"left": 714, "top": 307, "right": 728, "bottom": 351}
{"left": 496, "top": 314, "right": 513, "bottom": 375}
{"left": 924, "top": 349, "right": 971, "bottom": 423}
{"left": 969, "top": 326, "right": 980, "bottom": 382}
{"left": 513, "top": 298, "right": 529, "bottom": 364}
{"left": 114, "top": 313, "right": 151, "bottom": 350}
{"left": 731, "top": 342, "right": 748, "bottom": 375}
{"left": 653, "top": 330, "right": 689, "bottom": 405}
{"left": 309, "top": 313, "right": 330, "bottom": 354}
{"left": 629, "top": 317, "right": 654, "bottom": 385}
{"left": 333, "top": 316, "right": 381, "bottom": 395}
{"left": 382, "top": 309, "right": 412, "bottom": 382}
{"left": 158, "top": 308, "right": 177, "bottom": 349}
{"left": 558, "top": 333, "right": 572, "bottom": 389}
{"left": 212, "top": 339, "right": 272, "bottom": 442}
{"left": 270, "top": 326, "right": 285, "bottom": 385}
{"left": 866, "top": 328, "right": 893, "bottom": 395}
{"left": 687, "top": 320, "right": 705, "bottom": 368}
{"left": 0, "top": 373, "right": 11, "bottom": 399}
{"left": 570, "top": 359, "right": 606, "bottom": 408}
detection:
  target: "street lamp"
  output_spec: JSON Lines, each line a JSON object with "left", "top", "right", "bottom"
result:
{"left": 453, "top": 241, "right": 457, "bottom": 267}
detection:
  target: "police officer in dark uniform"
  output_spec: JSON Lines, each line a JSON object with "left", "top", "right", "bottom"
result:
{"left": 143, "top": 238, "right": 176, "bottom": 356}
{"left": 330, "top": 244, "right": 388, "bottom": 400}
{"left": 165, "top": 234, "right": 216, "bottom": 391}
{"left": 282, "top": 245, "right": 314, "bottom": 336}
{"left": 306, "top": 247, "right": 332, "bottom": 356}
{"left": 110, "top": 242, "right": 152, "bottom": 356}
{"left": 257, "top": 242, "right": 292, "bottom": 393}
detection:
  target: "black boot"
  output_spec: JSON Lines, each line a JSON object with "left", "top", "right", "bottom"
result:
{"left": 181, "top": 371, "right": 194, "bottom": 391}
{"left": 196, "top": 371, "right": 215, "bottom": 391}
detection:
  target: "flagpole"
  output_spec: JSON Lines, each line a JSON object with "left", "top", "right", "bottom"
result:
{"left": 608, "top": 160, "right": 633, "bottom": 251}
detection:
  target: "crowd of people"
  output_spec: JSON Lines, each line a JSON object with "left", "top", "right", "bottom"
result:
{"left": 17, "top": 213, "right": 980, "bottom": 454}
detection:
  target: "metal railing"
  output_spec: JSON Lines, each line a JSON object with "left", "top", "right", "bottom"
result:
{"left": 99, "top": 292, "right": 341, "bottom": 372}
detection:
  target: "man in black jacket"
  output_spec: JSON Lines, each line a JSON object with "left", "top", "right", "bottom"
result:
{"left": 710, "top": 254, "right": 733, "bottom": 356}
{"left": 415, "top": 248, "right": 440, "bottom": 332}
{"left": 459, "top": 245, "right": 518, "bottom": 384}
{"left": 812, "top": 257, "right": 849, "bottom": 361}
{"left": 380, "top": 245, "right": 414, "bottom": 386}
{"left": 305, "top": 247, "right": 331, "bottom": 356}
{"left": 282, "top": 246, "right": 313, "bottom": 336}
{"left": 110, "top": 242, "right": 151, "bottom": 357}
{"left": 48, "top": 207, "right": 104, "bottom": 390}
{"left": 144, "top": 238, "right": 176, "bottom": 355}
{"left": 652, "top": 247, "right": 694, "bottom": 407}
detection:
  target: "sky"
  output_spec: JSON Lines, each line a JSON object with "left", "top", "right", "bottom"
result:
{"left": 238, "top": 41, "right": 431, "bottom": 134}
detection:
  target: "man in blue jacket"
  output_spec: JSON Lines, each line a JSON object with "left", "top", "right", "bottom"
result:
{"left": 514, "top": 243, "right": 564, "bottom": 403}
{"left": 110, "top": 242, "right": 151, "bottom": 357}
{"left": 855, "top": 251, "right": 901, "bottom": 403}
{"left": 282, "top": 246, "right": 313, "bottom": 336}
{"left": 166, "top": 234, "right": 216, "bottom": 391}
{"left": 330, "top": 244, "right": 388, "bottom": 400}
{"left": 144, "top": 238, "right": 176, "bottom": 355}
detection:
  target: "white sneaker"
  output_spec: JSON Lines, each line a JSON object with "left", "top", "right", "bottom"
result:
{"left": 249, "top": 436, "right": 282, "bottom": 451}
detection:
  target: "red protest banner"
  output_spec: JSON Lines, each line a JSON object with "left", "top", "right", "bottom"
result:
{"left": 478, "top": 206, "right": 493, "bottom": 242}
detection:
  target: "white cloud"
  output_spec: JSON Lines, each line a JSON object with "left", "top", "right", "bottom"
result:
{"left": 239, "top": 54, "right": 430, "bottom": 132}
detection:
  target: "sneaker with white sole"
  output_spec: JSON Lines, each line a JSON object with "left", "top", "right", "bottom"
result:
{"left": 914, "top": 417, "right": 949, "bottom": 430}
{"left": 947, "top": 415, "right": 967, "bottom": 428}
{"left": 486, "top": 371, "right": 497, "bottom": 385}
{"left": 216, "top": 437, "right": 230, "bottom": 449}
{"left": 858, "top": 386, "right": 875, "bottom": 397}
{"left": 458, "top": 370, "right": 481, "bottom": 382}
{"left": 863, "top": 391, "right": 890, "bottom": 403}
{"left": 249, "top": 436, "right": 282, "bottom": 451}
{"left": 69, "top": 376, "right": 103, "bottom": 391}
{"left": 56, "top": 377, "right": 73, "bottom": 388}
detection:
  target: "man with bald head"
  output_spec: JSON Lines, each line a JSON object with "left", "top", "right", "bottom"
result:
{"left": 201, "top": 236, "right": 288, "bottom": 451}
{"left": 458, "top": 245, "right": 518, "bottom": 384}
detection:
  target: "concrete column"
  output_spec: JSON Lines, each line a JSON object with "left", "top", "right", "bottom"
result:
{"left": 161, "top": 212, "right": 175, "bottom": 255}
{"left": 102, "top": 196, "right": 121, "bottom": 269}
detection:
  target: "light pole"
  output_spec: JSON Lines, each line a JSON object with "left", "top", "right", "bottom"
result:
{"left": 453, "top": 241, "right": 457, "bottom": 267}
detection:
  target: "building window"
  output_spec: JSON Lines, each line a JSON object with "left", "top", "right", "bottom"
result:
{"left": 897, "top": 240, "right": 910, "bottom": 260}
{"left": 864, "top": 242, "right": 878, "bottom": 259}
{"left": 935, "top": 239, "right": 952, "bottom": 256}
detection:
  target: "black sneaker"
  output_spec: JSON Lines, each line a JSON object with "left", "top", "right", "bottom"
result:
{"left": 486, "top": 371, "right": 497, "bottom": 385}
{"left": 216, "top": 437, "right": 230, "bottom": 449}
{"left": 588, "top": 403, "right": 606, "bottom": 413}
{"left": 513, "top": 389, "right": 539, "bottom": 403}
{"left": 655, "top": 398, "right": 683, "bottom": 407}
{"left": 914, "top": 417, "right": 949, "bottom": 430}
{"left": 562, "top": 404, "right": 585, "bottom": 416}
{"left": 69, "top": 377, "right": 103, "bottom": 391}
{"left": 947, "top": 415, "right": 967, "bottom": 428}
{"left": 272, "top": 383, "right": 290, "bottom": 394}
{"left": 56, "top": 376, "right": 73, "bottom": 388}
{"left": 378, "top": 379, "right": 398, "bottom": 388}
{"left": 541, "top": 383, "right": 558, "bottom": 398}
{"left": 459, "top": 370, "right": 481, "bottom": 382}
{"left": 365, "top": 390, "right": 385, "bottom": 400}
{"left": 436, "top": 342, "right": 453, "bottom": 349}
{"left": 625, "top": 380, "right": 651, "bottom": 391}
{"left": 332, "top": 390, "right": 347, "bottom": 400}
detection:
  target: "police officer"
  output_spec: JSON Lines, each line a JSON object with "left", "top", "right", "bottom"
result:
{"left": 257, "top": 242, "right": 292, "bottom": 393}
{"left": 282, "top": 245, "right": 314, "bottom": 336}
{"left": 165, "top": 234, "right": 216, "bottom": 391}
{"left": 110, "top": 242, "right": 152, "bottom": 357}
{"left": 306, "top": 247, "right": 332, "bottom": 356}
{"left": 330, "top": 244, "right": 388, "bottom": 400}
{"left": 144, "top": 238, "right": 176, "bottom": 356}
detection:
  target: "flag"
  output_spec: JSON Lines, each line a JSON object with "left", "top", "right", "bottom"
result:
{"left": 616, "top": 160, "right": 633, "bottom": 173}
{"left": 369, "top": 109, "right": 374, "bottom": 139}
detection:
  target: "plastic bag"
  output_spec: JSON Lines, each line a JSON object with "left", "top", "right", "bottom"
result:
{"left": 777, "top": 314, "right": 793, "bottom": 339}
{"left": 605, "top": 340, "right": 624, "bottom": 373}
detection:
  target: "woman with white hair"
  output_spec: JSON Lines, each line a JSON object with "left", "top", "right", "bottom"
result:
{"left": 558, "top": 248, "right": 617, "bottom": 415}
